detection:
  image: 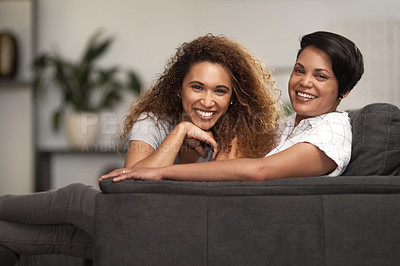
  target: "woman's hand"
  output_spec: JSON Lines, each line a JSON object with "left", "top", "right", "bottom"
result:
{"left": 99, "top": 167, "right": 162, "bottom": 182}
{"left": 180, "top": 122, "right": 219, "bottom": 159}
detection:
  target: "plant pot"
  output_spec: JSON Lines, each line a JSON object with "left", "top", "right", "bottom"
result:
{"left": 64, "top": 112, "right": 100, "bottom": 149}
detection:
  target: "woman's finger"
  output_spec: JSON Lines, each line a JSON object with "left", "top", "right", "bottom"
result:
{"left": 99, "top": 168, "right": 126, "bottom": 180}
{"left": 99, "top": 170, "right": 119, "bottom": 180}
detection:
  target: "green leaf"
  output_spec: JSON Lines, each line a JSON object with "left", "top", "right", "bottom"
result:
{"left": 52, "top": 109, "right": 63, "bottom": 132}
{"left": 32, "top": 54, "right": 52, "bottom": 95}
{"left": 100, "top": 90, "right": 122, "bottom": 109}
{"left": 80, "top": 30, "right": 114, "bottom": 66}
{"left": 126, "top": 71, "right": 142, "bottom": 94}
{"left": 32, "top": 54, "right": 50, "bottom": 70}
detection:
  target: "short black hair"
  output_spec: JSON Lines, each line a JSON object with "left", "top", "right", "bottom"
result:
{"left": 297, "top": 31, "right": 364, "bottom": 97}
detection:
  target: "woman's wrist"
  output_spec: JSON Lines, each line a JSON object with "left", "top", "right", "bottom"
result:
{"left": 176, "top": 121, "right": 191, "bottom": 128}
{"left": 175, "top": 121, "right": 192, "bottom": 136}
{"left": 157, "top": 166, "right": 168, "bottom": 180}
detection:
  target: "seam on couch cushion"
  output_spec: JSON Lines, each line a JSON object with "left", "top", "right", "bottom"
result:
{"left": 205, "top": 197, "right": 209, "bottom": 266}
{"left": 320, "top": 195, "right": 327, "bottom": 266}
{"left": 346, "top": 105, "right": 365, "bottom": 174}
{"left": 382, "top": 105, "right": 393, "bottom": 172}
{"left": 358, "top": 106, "right": 367, "bottom": 172}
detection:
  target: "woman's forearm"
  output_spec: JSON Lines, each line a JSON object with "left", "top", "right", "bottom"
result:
{"left": 132, "top": 122, "right": 219, "bottom": 168}
{"left": 156, "top": 143, "right": 337, "bottom": 181}
{"left": 110, "top": 142, "right": 337, "bottom": 183}
{"left": 132, "top": 123, "right": 188, "bottom": 168}
{"left": 159, "top": 158, "right": 266, "bottom": 181}
{"left": 104, "top": 157, "right": 268, "bottom": 183}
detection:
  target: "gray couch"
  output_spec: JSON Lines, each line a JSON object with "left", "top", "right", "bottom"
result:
{"left": 94, "top": 103, "right": 400, "bottom": 266}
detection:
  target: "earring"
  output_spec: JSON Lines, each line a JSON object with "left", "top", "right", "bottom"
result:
{"left": 230, "top": 101, "right": 233, "bottom": 105}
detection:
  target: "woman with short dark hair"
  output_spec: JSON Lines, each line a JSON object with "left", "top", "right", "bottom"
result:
{"left": 297, "top": 31, "right": 364, "bottom": 98}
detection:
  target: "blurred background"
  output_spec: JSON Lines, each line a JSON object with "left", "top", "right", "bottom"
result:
{"left": 1, "top": 0, "right": 400, "bottom": 194}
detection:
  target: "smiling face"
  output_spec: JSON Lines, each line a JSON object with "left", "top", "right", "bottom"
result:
{"left": 181, "top": 61, "right": 233, "bottom": 130}
{"left": 289, "top": 45, "right": 347, "bottom": 125}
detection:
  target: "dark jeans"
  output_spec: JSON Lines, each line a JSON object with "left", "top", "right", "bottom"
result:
{"left": 0, "top": 183, "right": 99, "bottom": 259}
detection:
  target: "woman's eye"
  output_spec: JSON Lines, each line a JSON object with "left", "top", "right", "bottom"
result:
{"left": 192, "top": 85, "right": 203, "bottom": 90}
{"left": 215, "top": 89, "right": 228, "bottom": 94}
{"left": 294, "top": 68, "right": 304, "bottom": 74}
{"left": 316, "top": 74, "right": 328, "bottom": 80}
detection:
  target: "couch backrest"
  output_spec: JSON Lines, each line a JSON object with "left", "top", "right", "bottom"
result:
{"left": 342, "top": 103, "right": 400, "bottom": 176}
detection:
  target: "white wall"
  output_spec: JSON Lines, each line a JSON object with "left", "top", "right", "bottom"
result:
{"left": 30, "top": 0, "right": 400, "bottom": 187}
{"left": 0, "top": 1, "right": 34, "bottom": 194}
{"left": 0, "top": 86, "right": 34, "bottom": 194}
{"left": 36, "top": 0, "right": 400, "bottom": 148}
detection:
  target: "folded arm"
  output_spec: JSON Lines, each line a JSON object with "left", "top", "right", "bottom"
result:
{"left": 124, "top": 121, "right": 219, "bottom": 168}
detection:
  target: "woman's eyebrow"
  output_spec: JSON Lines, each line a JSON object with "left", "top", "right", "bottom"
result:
{"left": 189, "top": 81, "right": 230, "bottom": 90}
{"left": 188, "top": 80, "right": 204, "bottom": 85}
{"left": 216, "top": 85, "right": 230, "bottom": 91}
{"left": 314, "top": 68, "right": 330, "bottom": 73}
{"left": 296, "top": 63, "right": 330, "bottom": 73}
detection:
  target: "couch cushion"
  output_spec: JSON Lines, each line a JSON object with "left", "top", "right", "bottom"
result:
{"left": 342, "top": 103, "right": 400, "bottom": 176}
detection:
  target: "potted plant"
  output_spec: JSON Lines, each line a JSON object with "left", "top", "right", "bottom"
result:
{"left": 33, "top": 29, "right": 141, "bottom": 148}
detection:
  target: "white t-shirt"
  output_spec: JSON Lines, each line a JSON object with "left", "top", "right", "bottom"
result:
{"left": 129, "top": 112, "right": 213, "bottom": 163}
{"left": 266, "top": 111, "right": 352, "bottom": 176}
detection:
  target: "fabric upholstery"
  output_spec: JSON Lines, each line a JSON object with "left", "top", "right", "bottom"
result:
{"left": 95, "top": 176, "right": 400, "bottom": 266}
{"left": 323, "top": 194, "right": 400, "bottom": 265}
{"left": 343, "top": 103, "right": 400, "bottom": 176}
{"left": 94, "top": 193, "right": 207, "bottom": 266}
{"left": 0, "top": 245, "right": 18, "bottom": 266}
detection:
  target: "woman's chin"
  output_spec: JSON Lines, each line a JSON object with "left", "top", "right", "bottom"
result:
{"left": 193, "top": 121, "right": 214, "bottom": 131}
{"left": 198, "top": 125, "right": 213, "bottom": 131}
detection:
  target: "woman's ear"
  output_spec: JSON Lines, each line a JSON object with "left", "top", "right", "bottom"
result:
{"left": 339, "top": 91, "right": 351, "bottom": 100}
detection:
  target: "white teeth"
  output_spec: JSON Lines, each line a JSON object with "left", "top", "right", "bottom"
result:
{"left": 196, "top": 109, "right": 214, "bottom": 117}
{"left": 297, "top": 92, "right": 317, "bottom": 99}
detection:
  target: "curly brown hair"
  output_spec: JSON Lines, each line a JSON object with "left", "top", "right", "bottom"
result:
{"left": 118, "top": 34, "right": 281, "bottom": 158}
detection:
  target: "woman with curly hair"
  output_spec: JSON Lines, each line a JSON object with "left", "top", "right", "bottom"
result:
{"left": 0, "top": 34, "right": 280, "bottom": 264}
{"left": 119, "top": 34, "right": 280, "bottom": 169}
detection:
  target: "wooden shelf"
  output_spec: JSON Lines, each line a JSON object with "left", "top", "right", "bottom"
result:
{"left": 0, "top": 80, "right": 32, "bottom": 87}
{"left": 35, "top": 148, "right": 122, "bottom": 192}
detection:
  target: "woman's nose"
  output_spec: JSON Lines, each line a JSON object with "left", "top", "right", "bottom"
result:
{"left": 200, "top": 92, "right": 215, "bottom": 107}
{"left": 300, "top": 75, "right": 312, "bottom": 87}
